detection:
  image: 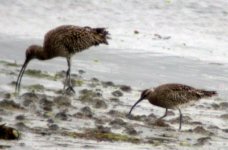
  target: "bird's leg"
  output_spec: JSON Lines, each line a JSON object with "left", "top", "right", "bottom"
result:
{"left": 178, "top": 108, "right": 182, "bottom": 131}
{"left": 63, "top": 60, "right": 70, "bottom": 91}
{"left": 63, "top": 69, "right": 69, "bottom": 91}
{"left": 158, "top": 108, "right": 168, "bottom": 120}
{"left": 63, "top": 57, "right": 75, "bottom": 94}
{"left": 66, "top": 57, "right": 75, "bottom": 93}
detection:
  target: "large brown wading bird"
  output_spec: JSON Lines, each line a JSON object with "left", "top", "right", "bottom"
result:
{"left": 15, "top": 25, "right": 110, "bottom": 94}
{"left": 128, "top": 83, "right": 217, "bottom": 130}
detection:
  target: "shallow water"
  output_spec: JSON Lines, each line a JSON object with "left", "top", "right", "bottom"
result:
{"left": 1, "top": 38, "right": 228, "bottom": 98}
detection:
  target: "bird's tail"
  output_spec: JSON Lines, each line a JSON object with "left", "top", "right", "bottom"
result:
{"left": 92, "top": 27, "right": 110, "bottom": 45}
{"left": 200, "top": 90, "right": 217, "bottom": 97}
{"left": 94, "top": 28, "right": 109, "bottom": 36}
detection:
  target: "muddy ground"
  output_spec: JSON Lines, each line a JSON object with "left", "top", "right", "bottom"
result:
{"left": 0, "top": 59, "right": 227, "bottom": 150}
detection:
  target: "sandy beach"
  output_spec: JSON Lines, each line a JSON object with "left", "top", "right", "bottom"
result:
{"left": 0, "top": 37, "right": 228, "bottom": 149}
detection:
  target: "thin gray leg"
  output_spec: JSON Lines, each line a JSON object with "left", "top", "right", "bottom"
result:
{"left": 158, "top": 108, "right": 168, "bottom": 120}
{"left": 63, "top": 57, "right": 75, "bottom": 94}
{"left": 178, "top": 108, "right": 183, "bottom": 131}
{"left": 67, "top": 58, "right": 72, "bottom": 87}
{"left": 63, "top": 58, "right": 70, "bottom": 91}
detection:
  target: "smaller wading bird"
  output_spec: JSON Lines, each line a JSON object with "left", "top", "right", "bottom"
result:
{"left": 128, "top": 83, "right": 217, "bottom": 130}
{"left": 15, "top": 25, "right": 110, "bottom": 94}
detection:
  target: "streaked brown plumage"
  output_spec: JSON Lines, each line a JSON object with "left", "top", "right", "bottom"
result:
{"left": 15, "top": 25, "right": 110, "bottom": 94}
{"left": 128, "top": 83, "right": 217, "bottom": 130}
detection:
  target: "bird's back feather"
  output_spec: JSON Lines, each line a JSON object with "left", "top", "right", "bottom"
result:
{"left": 43, "top": 25, "right": 109, "bottom": 58}
{"left": 149, "top": 83, "right": 217, "bottom": 108}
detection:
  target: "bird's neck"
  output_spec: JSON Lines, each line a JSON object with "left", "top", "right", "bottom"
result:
{"left": 34, "top": 46, "right": 49, "bottom": 60}
{"left": 147, "top": 92, "right": 156, "bottom": 103}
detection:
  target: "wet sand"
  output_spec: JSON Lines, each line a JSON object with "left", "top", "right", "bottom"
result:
{"left": 0, "top": 38, "right": 228, "bottom": 149}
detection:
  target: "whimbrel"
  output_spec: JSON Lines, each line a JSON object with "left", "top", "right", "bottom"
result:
{"left": 15, "top": 25, "right": 110, "bottom": 94}
{"left": 128, "top": 83, "right": 217, "bottom": 130}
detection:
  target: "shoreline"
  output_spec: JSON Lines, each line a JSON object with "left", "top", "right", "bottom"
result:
{"left": 1, "top": 38, "right": 228, "bottom": 97}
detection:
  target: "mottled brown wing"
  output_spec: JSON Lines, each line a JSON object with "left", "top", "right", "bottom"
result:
{"left": 156, "top": 83, "right": 195, "bottom": 91}
{"left": 43, "top": 25, "right": 96, "bottom": 55}
{"left": 154, "top": 83, "right": 201, "bottom": 108}
{"left": 60, "top": 26, "right": 96, "bottom": 54}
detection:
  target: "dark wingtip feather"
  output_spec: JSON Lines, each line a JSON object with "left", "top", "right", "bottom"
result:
{"left": 93, "top": 27, "right": 110, "bottom": 45}
{"left": 94, "top": 28, "right": 109, "bottom": 36}
{"left": 202, "top": 90, "right": 217, "bottom": 97}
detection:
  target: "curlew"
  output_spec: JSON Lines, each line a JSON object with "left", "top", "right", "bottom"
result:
{"left": 128, "top": 83, "right": 217, "bottom": 130}
{"left": 15, "top": 25, "right": 110, "bottom": 94}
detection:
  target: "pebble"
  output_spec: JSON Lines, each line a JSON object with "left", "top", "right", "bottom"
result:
{"left": 111, "top": 90, "right": 123, "bottom": 97}
{"left": 191, "top": 126, "right": 212, "bottom": 135}
{"left": 15, "top": 115, "right": 25, "bottom": 121}
{"left": 93, "top": 99, "right": 107, "bottom": 109}
{"left": 109, "top": 97, "right": 119, "bottom": 102}
{"left": 74, "top": 106, "right": 93, "bottom": 118}
{"left": 96, "top": 125, "right": 111, "bottom": 133}
{"left": 102, "top": 81, "right": 115, "bottom": 87}
{"left": 124, "top": 125, "right": 138, "bottom": 135}
{"left": 195, "top": 137, "right": 211, "bottom": 146}
{"left": 48, "top": 124, "right": 59, "bottom": 130}
{"left": 219, "top": 102, "right": 228, "bottom": 110}
{"left": 0, "top": 99, "right": 23, "bottom": 110}
{"left": 39, "top": 98, "right": 53, "bottom": 111}
{"left": 108, "top": 110, "right": 125, "bottom": 118}
{"left": 55, "top": 111, "right": 68, "bottom": 121}
{"left": 21, "top": 93, "right": 39, "bottom": 107}
{"left": 53, "top": 96, "right": 71, "bottom": 107}
{"left": 109, "top": 118, "right": 127, "bottom": 128}
{"left": 119, "top": 85, "right": 132, "bottom": 92}
{"left": 220, "top": 114, "right": 228, "bottom": 119}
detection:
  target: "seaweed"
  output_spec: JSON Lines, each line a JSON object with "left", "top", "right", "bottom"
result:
{"left": 62, "top": 130, "right": 140, "bottom": 143}
{"left": 72, "top": 79, "right": 84, "bottom": 87}
{"left": 0, "top": 60, "right": 19, "bottom": 67}
{"left": 26, "top": 84, "right": 45, "bottom": 92}
{"left": 24, "top": 69, "right": 55, "bottom": 80}
{"left": 0, "top": 99, "right": 24, "bottom": 110}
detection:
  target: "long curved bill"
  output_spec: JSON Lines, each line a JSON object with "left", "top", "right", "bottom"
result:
{"left": 15, "top": 59, "right": 29, "bottom": 95}
{"left": 128, "top": 98, "right": 144, "bottom": 117}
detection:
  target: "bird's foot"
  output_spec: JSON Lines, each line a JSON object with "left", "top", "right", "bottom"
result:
{"left": 64, "top": 86, "right": 75, "bottom": 95}
{"left": 126, "top": 113, "right": 132, "bottom": 119}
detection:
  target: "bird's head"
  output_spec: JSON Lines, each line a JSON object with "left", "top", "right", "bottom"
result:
{"left": 127, "top": 89, "right": 153, "bottom": 117}
{"left": 140, "top": 89, "right": 152, "bottom": 100}
{"left": 15, "top": 45, "right": 43, "bottom": 95}
{"left": 25, "top": 45, "right": 43, "bottom": 61}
